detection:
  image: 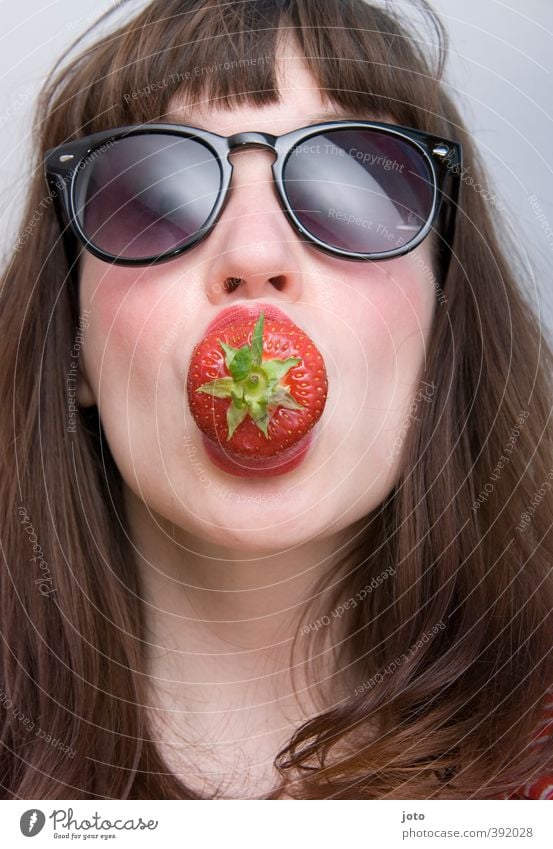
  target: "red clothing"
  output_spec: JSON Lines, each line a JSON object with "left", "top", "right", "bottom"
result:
{"left": 504, "top": 693, "right": 553, "bottom": 799}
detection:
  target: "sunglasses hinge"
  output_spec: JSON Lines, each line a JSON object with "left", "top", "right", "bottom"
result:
{"left": 432, "top": 143, "right": 451, "bottom": 159}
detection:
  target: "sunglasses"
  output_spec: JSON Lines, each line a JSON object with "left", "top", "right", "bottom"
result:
{"left": 44, "top": 119, "right": 462, "bottom": 274}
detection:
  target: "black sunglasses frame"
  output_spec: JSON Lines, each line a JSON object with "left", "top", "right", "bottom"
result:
{"left": 44, "top": 119, "right": 462, "bottom": 278}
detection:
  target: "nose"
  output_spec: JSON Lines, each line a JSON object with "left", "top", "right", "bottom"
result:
{"left": 201, "top": 143, "right": 306, "bottom": 307}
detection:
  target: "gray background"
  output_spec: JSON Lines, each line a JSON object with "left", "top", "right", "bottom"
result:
{"left": 1, "top": 0, "right": 552, "bottom": 327}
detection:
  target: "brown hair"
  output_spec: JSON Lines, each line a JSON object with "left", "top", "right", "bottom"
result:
{"left": 1, "top": 0, "right": 552, "bottom": 799}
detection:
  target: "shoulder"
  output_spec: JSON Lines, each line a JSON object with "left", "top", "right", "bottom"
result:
{"left": 505, "top": 691, "right": 553, "bottom": 800}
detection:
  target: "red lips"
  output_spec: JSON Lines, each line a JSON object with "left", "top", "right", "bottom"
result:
{"left": 200, "top": 429, "right": 314, "bottom": 477}
{"left": 203, "top": 303, "right": 299, "bottom": 336}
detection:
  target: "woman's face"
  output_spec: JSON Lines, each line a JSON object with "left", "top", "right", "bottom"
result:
{"left": 77, "top": 52, "right": 437, "bottom": 553}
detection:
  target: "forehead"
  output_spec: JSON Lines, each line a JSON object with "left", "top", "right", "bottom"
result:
{"left": 165, "top": 52, "right": 392, "bottom": 135}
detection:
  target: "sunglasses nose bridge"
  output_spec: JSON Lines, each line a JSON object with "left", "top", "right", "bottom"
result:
{"left": 227, "top": 131, "right": 278, "bottom": 153}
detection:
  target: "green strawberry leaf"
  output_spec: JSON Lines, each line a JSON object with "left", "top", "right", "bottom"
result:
{"left": 252, "top": 407, "right": 270, "bottom": 437}
{"left": 219, "top": 340, "right": 240, "bottom": 371}
{"left": 250, "top": 313, "right": 264, "bottom": 366}
{"left": 248, "top": 398, "right": 267, "bottom": 423}
{"left": 196, "top": 377, "right": 235, "bottom": 398}
{"left": 227, "top": 400, "right": 249, "bottom": 440}
{"left": 229, "top": 345, "right": 252, "bottom": 381}
{"left": 231, "top": 387, "right": 245, "bottom": 406}
{"left": 263, "top": 357, "right": 301, "bottom": 383}
{"left": 267, "top": 385, "right": 305, "bottom": 410}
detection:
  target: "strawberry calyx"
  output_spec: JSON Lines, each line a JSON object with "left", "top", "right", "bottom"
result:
{"left": 195, "top": 311, "right": 305, "bottom": 440}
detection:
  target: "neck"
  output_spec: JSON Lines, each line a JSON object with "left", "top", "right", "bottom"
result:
{"left": 124, "top": 485, "right": 361, "bottom": 656}
{"left": 123, "top": 486, "right": 367, "bottom": 797}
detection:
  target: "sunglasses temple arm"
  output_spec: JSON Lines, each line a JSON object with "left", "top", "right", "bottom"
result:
{"left": 435, "top": 145, "right": 463, "bottom": 288}
{"left": 46, "top": 173, "right": 81, "bottom": 288}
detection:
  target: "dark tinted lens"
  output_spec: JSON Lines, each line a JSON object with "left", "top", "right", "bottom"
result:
{"left": 283, "top": 128, "right": 434, "bottom": 254}
{"left": 73, "top": 134, "right": 222, "bottom": 260}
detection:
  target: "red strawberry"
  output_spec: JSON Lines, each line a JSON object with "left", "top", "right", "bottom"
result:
{"left": 186, "top": 310, "right": 328, "bottom": 459}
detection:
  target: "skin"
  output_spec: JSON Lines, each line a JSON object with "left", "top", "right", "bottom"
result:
{"left": 76, "top": 43, "right": 438, "bottom": 797}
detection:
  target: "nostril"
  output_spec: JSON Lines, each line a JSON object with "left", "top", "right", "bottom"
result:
{"left": 223, "top": 277, "right": 243, "bottom": 292}
{"left": 223, "top": 275, "right": 286, "bottom": 293}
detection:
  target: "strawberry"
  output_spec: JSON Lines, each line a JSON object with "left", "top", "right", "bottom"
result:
{"left": 186, "top": 310, "right": 328, "bottom": 459}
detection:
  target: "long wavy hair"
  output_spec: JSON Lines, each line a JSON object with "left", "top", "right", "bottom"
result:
{"left": 1, "top": 0, "right": 552, "bottom": 799}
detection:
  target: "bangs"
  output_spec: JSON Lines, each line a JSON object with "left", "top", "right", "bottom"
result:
{"left": 44, "top": 0, "right": 450, "bottom": 145}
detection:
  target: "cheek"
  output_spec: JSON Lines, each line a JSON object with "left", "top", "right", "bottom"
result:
{"left": 80, "top": 264, "right": 180, "bottom": 392}
{"left": 78, "top": 264, "right": 190, "bottom": 497}
{"left": 370, "top": 271, "right": 432, "bottom": 378}
{"left": 96, "top": 273, "right": 163, "bottom": 355}
{"left": 329, "top": 259, "right": 435, "bottom": 481}
{"left": 341, "top": 258, "right": 434, "bottom": 383}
